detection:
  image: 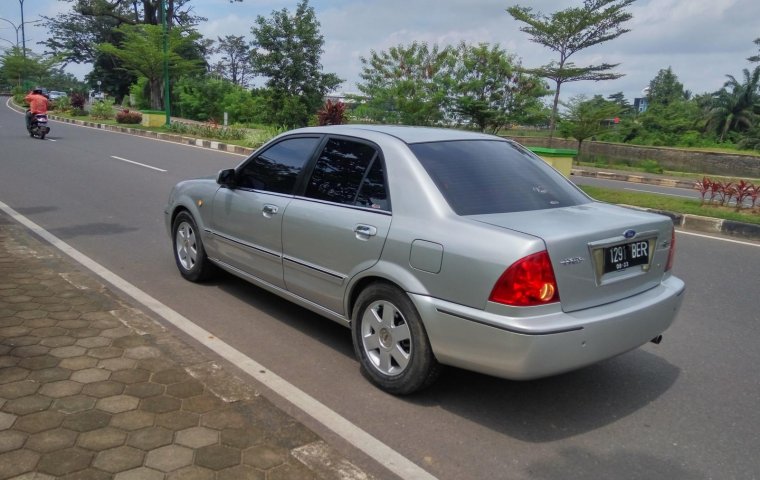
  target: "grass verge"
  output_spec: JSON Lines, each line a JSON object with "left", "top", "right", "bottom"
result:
{"left": 579, "top": 185, "right": 760, "bottom": 225}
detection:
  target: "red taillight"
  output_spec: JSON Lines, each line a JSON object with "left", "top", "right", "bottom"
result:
{"left": 489, "top": 251, "right": 560, "bottom": 307}
{"left": 665, "top": 228, "right": 676, "bottom": 271}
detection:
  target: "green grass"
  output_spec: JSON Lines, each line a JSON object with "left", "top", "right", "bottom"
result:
{"left": 580, "top": 185, "right": 760, "bottom": 225}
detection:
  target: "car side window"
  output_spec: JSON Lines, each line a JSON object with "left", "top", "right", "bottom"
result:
{"left": 305, "top": 138, "right": 387, "bottom": 209}
{"left": 237, "top": 137, "right": 320, "bottom": 194}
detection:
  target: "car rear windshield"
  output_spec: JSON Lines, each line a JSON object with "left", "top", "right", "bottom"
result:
{"left": 410, "top": 140, "right": 590, "bottom": 215}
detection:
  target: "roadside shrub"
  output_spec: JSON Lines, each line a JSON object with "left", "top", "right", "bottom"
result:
{"left": 115, "top": 109, "right": 142, "bottom": 124}
{"left": 317, "top": 100, "right": 347, "bottom": 126}
{"left": 166, "top": 121, "right": 247, "bottom": 142}
{"left": 694, "top": 177, "right": 759, "bottom": 213}
{"left": 70, "top": 92, "right": 86, "bottom": 110}
{"left": 90, "top": 99, "right": 114, "bottom": 119}
{"left": 641, "top": 159, "right": 664, "bottom": 174}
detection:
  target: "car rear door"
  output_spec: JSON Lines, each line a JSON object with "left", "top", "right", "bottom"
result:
{"left": 282, "top": 137, "right": 391, "bottom": 315}
{"left": 208, "top": 135, "right": 321, "bottom": 288}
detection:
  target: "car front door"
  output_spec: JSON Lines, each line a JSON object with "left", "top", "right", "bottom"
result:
{"left": 282, "top": 137, "right": 391, "bottom": 315}
{"left": 208, "top": 136, "right": 321, "bottom": 288}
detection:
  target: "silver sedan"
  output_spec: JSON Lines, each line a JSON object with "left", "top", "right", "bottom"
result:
{"left": 165, "top": 125, "right": 685, "bottom": 394}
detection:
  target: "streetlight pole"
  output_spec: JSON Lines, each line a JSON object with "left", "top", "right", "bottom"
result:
{"left": 161, "top": 0, "right": 170, "bottom": 126}
{"left": 19, "top": 0, "right": 25, "bottom": 57}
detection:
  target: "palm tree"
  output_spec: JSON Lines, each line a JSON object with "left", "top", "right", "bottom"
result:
{"left": 706, "top": 66, "right": 760, "bottom": 142}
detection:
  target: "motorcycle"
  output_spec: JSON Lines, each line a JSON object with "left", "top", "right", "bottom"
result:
{"left": 26, "top": 112, "right": 50, "bottom": 139}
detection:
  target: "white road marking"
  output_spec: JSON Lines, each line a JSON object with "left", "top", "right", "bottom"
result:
{"left": 677, "top": 229, "right": 760, "bottom": 247}
{"left": 0, "top": 200, "right": 438, "bottom": 480}
{"left": 110, "top": 155, "right": 167, "bottom": 172}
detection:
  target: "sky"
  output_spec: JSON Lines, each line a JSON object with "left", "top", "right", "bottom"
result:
{"left": 2, "top": 0, "right": 759, "bottom": 104}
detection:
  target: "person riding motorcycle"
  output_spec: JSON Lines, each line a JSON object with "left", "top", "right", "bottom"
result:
{"left": 24, "top": 87, "right": 50, "bottom": 131}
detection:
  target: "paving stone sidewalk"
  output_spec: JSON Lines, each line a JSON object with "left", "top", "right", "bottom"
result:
{"left": 0, "top": 215, "right": 371, "bottom": 479}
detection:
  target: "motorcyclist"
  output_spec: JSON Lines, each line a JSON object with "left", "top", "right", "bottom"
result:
{"left": 24, "top": 87, "right": 50, "bottom": 131}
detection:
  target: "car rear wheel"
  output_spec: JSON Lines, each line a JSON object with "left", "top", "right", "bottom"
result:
{"left": 352, "top": 283, "right": 440, "bottom": 395}
{"left": 172, "top": 211, "right": 214, "bottom": 282}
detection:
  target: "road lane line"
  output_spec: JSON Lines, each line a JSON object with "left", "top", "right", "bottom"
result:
{"left": 110, "top": 155, "right": 167, "bottom": 172}
{"left": 677, "top": 229, "right": 760, "bottom": 247}
{"left": 0, "top": 200, "right": 438, "bottom": 480}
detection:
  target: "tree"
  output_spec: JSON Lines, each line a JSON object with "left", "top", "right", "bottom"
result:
{"left": 452, "top": 43, "right": 549, "bottom": 133}
{"left": 250, "top": 0, "right": 342, "bottom": 127}
{"left": 558, "top": 94, "right": 620, "bottom": 151}
{"left": 99, "top": 24, "right": 204, "bottom": 109}
{"left": 607, "top": 91, "right": 633, "bottom": 116}
{"left": 506, "top": 0, "right": 635, "bottom": 137}
{"left": 748, "top": 38, "right": 760, "bottom": 63}
{"left": 647, "top": 67, "right": 689, "bottom": 106}
{"left": 356, "top": 42, "right": 456, "bottom": 125}
{"left": 706, "top": 66, "right": 760, "bottom": 142}
{"left": 214, "top": 35, "right": 253, "bottom": 87}
{"left": 0, "top": 46, "right": 60, "bottom": 88}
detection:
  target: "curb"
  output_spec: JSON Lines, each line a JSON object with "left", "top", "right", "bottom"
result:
{"left": 573, "top": 168, "right": 760, "bottom": 242}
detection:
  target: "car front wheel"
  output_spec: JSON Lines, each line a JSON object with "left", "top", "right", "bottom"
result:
{"left": 352, "top": 283, "right": 440, "bottom": 395}
{"left": 172, "top": 211, "right": 214, "bottom": 282}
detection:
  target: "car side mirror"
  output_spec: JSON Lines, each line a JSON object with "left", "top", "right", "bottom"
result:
{"left": 217, "top": 168, "right": 237, "bottom": 188}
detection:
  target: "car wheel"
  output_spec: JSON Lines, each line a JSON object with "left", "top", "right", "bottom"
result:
{"left": 172, "top": 211, "right": 214, "bottom": 282}
{"left": 352, "top": 283, "right": 440, "bottom": 395}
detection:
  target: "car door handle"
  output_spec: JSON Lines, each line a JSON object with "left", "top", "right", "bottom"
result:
{"left": 354, "top": 224, "right": 377, "bottom": 240}
{"left": 262, "top": 204, "right": 279, "bottom": 218}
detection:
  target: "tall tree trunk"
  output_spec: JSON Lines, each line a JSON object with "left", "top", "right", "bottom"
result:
{"left": 150, "top": 76, "right": 162, "bottom": 110}
{"left": 549, "top": 82, "right": 562, "bottom": 141}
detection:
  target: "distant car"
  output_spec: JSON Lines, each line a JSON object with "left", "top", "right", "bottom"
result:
{"left": 48, "top": 91, "right": 67, "bottom": 100}
{"left": 164, "top": 125, "right": 685, "bottom": 394}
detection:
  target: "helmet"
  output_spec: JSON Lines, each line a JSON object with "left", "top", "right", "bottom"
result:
{"left": 32, "top": 87, "right": 44, "bottom": 94}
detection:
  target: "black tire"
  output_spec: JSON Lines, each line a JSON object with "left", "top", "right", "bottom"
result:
{"left": 352, "top": 283, "right": 441, "bottom": 395}
{"left": 171, "top": 211, "right": 215, "bottom": 282}
{"left": 39, "top": 132, "right": 46, "bottom": 140}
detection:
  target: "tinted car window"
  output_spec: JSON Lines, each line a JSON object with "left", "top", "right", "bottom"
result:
{"left": 355, "top": 160, "right": 389, "bottom": 211}
{"left": 410, "top": 140, "right": 590, "bottom": 215}
{"left": 237, "top": 137, "right": 320, "bottom": 193}
{"left": 305, "top": 138, "right": 379, "bottom": 206}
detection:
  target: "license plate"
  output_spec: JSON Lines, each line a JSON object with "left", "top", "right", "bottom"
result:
{"left": 603, "top": 240, "right": 649, "bottom": 273}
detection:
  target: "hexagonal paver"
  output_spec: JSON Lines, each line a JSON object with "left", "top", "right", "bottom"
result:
{"left": 111, "top": 369, "right": 151, "bottom": 384}
{"left": 0, "top": 449, "right": 40, "bottom": 478}
{"left": 39, "top": 380, "right": 83, "bottom": 398}
{"left": 40, "top": 336, "right": 77, "bottom": 348}
{"left": 37, "top": 447, "right": 93, "bottom": 477}
{"left": 62, "top": 410, "right": 111, "bottom": 432}
{"left": 50, "top": 345, "right": 88, "bottom": 359}
{"left": 18, "top": 354, "right": 59, "bottom": 370}
{"left": 87, "top": 347, "right": 124, "bottom": 360}
{"left": 125, "top": 382, "right": 164, "bottom": 399}
{"left": 195, "top": 444, "right": 240, "bottom": 471}
{"left": 98, "top": 358, "right": 136, "bottom": 371}
{"left": 166, "top": 380, "right": 204, "bottom": 399}
{"left": 124, "top": 346, "right": 162, "bottom": 360}
{"left": 96, "top": 395, "right": 140, "bottom": 414}
{"left": 25, "top": 428, "right": 78, "bottom": 452}
{"left": 167, "top": 465, "right": 217, "bottom": 480}
{"left": 0, "top": 430, "right": 28, "bottom": 453}
{"left": 70, "top": 368, "right": 111, "bottom": 383}
{"left": 126, "top": 426, "right": 173, "bottom": 450}
{"left": 201, "top": 409, "right": 247, "bottom": 430}
{"left": 151, "top": 368, "right": 192, "bottom": 385}
{"left": 110, "top": 410, "right": 155, "bottom": 431}
{"left": 76, "top": 337, "right": 111, "bottom": 349}
{"left": 221, "top": 427, "right": 267, "bottom": 449}
{"left": 176, "top": 426, "right": 219, "bottom": 449}
{"left": 54, "top": 395, "right": 97, "bottom": 414}
{"left": 92, "top": 445, "right": 145, "bottom": 473}
{"left": 0, "top": 411, "right": 17, "bottom": 430}
{"left": 30, "top": 327, "right": 67, "bottom": 337}
{"left": 182, "top": 393, "right": 223, "bottom": 413}
{"left": 145, "top": 445, "right": 194, "bottom": 472}
{"left": 77, "top": 427, "right": 128, "bottom": 451}
{"left": 155, "top": 411, "right": 199, "bottom": 431}
{"left": 101, "top": 327, "right": 132, "bottom": 339}
{"left": 59, "top": 356, "right": 98, "bottom": 370}
{"left": 0, "top": 380, "right": 39, "bottom": 399}
{"left": 3, "top": 394, "right": 53, "bottom": 415}
{"left": 140, "top": 395, "right": 181, "bottom": 414}
{"left": 82, "top": 381, "right": 124, "bottom": 398}
{"left": 28, "top": 367, "right": 71, "bottom": 383}
{"left": 14, "top": 410, "right": 65, "bottom": 433}
{"left": 11, "top": 345, "right": 49, "bottom": 357}
{"left": 216, "top": 465, "right": 265, "bottom": 480}
{"left": 0, "top": 366, "right": 30, "bottom": 383}
{"left": 62, "top": 467, "right": 113, "bottom": 480}
{"left": 243, "top": 445, "right": 287, "bottom": 469}
{"left": 113, "top": 335, "right": 152, "bottom": 349}
{"left": 113, "top": 467, "right": 164, "bottom": 480}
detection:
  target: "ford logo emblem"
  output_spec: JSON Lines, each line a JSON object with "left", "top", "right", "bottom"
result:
{"left": 623, "top": 229, "right": 636, "bottom": 239}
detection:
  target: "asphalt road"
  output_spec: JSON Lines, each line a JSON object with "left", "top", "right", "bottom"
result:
{"left": 2, "top": 102, "right": 759, "bottom": 480}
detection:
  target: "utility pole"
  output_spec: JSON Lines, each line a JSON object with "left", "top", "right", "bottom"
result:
{"left": 19, "top": 0, "right": 25, "bottom": 58}
{"left": 161, "top": 0, "right": 170, "bottom": 125}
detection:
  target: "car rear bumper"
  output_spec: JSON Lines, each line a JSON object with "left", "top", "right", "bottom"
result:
{"left": 410, "top": 276, "right": 685, "bottom": 380}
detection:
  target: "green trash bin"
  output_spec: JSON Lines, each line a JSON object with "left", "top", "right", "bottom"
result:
{"left": 526, "top": 147, "right": 577, "bottom": 177}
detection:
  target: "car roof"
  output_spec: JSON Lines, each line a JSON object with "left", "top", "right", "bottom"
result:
{"left": 291, "top": 125, "right": 502, "bottom": 145}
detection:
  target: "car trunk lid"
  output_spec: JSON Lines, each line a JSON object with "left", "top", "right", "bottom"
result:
{"left": 470, "top": 202, "right": 674, "bottom": 313}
